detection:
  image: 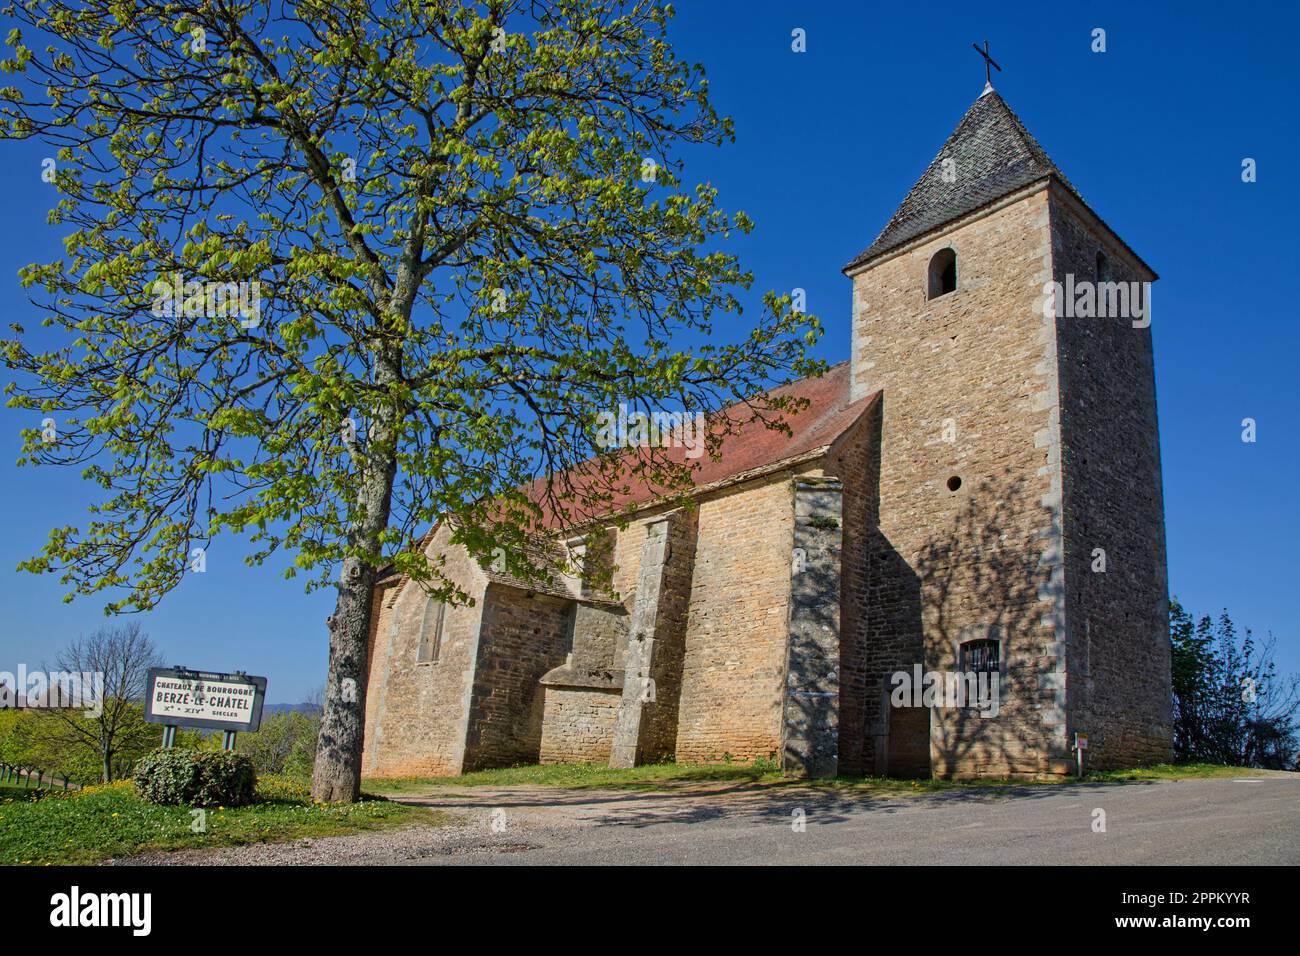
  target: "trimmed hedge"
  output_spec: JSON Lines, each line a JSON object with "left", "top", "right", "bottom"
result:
{"left": 133, "top": 748, "right": 256, "bottom": 807}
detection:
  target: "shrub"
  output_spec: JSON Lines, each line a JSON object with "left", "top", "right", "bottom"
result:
{"left": 133, "top": 748, "right": 256, "bottom": 807}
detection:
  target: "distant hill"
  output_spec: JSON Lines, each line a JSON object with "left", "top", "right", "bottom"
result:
{"left": 263, "top": 702, "right": 322, "bottom": 717}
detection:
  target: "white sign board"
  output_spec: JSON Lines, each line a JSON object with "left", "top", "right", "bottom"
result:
{"left": 144, "top": 668, "right": 267, "bottom": 732}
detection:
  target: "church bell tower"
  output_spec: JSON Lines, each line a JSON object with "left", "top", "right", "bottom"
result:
{"left": 842, "top": 69, "right": 1171, "bottom": 777}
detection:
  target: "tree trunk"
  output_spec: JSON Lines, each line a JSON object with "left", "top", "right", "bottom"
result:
{"left": 311, "top": 348, "right": 402, "bottom": 803}
{"left": 102, "top": 748, "right": 111, "bottom": 784}
{"left": 310, "top": 554, "right": 379, "bottom": 803}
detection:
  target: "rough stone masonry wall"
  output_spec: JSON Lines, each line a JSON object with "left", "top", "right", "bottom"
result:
{"left": 838, "top": 393, "right": 931, "bottom": 777}
{"left": 675, "top": 471, "right": 802, "bottom": 764}
{"left": 782, "top": 478, "right": 843, "bottom": 776}
{"left": 849, "top": 187, "right": 1069, "bottom": 777}
{"left": 824, "top": 404, "right": 885, "bottom": 776}
{"left": 1049, "top": 189, "right": 1172, "bottom": 769}
{"left": 462, "top": 585, "right": 573, "bottom": 772}
{"left": 539, "top": 687, "right": 620, "bottom": 764}
{"left": 609, "top": 516, "right": 675, "bottom": 768}
{"left": 607, "top": 512, "right": 653, "bottom": 607}
{"left": 568, "top": 601, "right": 628, "bottom": 673}
{"left": 629, "top": 509, "right": 698, "bottom": 764}
{"left": 538, "top": 506, "right": 695, "bottom": 768}
{"left": 609, "top": 510, "right": 697, "bottom": 766}
{"left": 362, "top": 576, "right": 400, "bottom": 765}
{"left": 362, "top": 523, "right": 487, "bottom": 778}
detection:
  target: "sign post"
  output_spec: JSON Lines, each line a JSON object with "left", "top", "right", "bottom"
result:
{"left": 144, "top": 667, "right": 268, "bottom": 746}
{"left": 1073, "top": 731, "right": 1088, "bottom": 778}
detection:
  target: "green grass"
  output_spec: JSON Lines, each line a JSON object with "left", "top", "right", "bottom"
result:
{"left": 1085, "top": 763, "right": 1270, "bottom": 783}
{"left": 0, "top": 774, "right": 436, "bottom": 865}
{"left": 367, "top": 760, "right": 978, "bottom": 795}
{"left": 371, "top": 760, "right": 785, "bottom": 794}
{"left": 0, "top": 784, "right": 46, "bottom": 800}
{"left": 366, "top": 760, "right": 1274, "bottom": 796}
{"left": 0, "top": 781, "right": 84, "bottom": 799}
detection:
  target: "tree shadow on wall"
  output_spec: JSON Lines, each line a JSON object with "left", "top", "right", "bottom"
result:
{"left": 781, "top": 513, "right": 842, "bottom": 777}
{"left": 911, "top": 470, "right": 1062, "bottom": 777}
{"left": 859, "top": 531, "right": 925, "bottom": 777}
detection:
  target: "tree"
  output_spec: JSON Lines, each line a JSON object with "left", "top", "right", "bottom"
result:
{"left": 1169, "top": 598, "right": 1298, "bottom": 769}
{"left": 237, "top": 710, "right": 320, "bottom": 777}
{"left": 35, "top": 622, "right": 165, "bottom": 782}
{"left": 0, "top": 2, "right": 819, "bottom": 801}
{"left": 1169, "top": 597, "right": 1214, "bottom": 760}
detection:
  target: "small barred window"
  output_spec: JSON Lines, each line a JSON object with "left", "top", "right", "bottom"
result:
{"left": 959, "top": 639, "right": 999, "bottom": 675}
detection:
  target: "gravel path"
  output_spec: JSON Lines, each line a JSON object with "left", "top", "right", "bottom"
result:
{"left": 113, "top": 781, "right": 760, "bottom": 865}
{"left": 114, "top": 809, "right": 539, "bottom": 866}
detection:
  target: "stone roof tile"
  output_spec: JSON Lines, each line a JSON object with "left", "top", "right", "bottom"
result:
{"left": 845, "top": 88, "right": 1082, "bottom": 271}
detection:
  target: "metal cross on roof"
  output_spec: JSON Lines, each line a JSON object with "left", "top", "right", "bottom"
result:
{"left": 972, "top": 39, "right": 1002, "bottom": 87}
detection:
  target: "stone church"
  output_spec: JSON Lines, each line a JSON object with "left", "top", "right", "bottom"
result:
{"left": 361, "top": 84, "right": 1172, "bottom": 780}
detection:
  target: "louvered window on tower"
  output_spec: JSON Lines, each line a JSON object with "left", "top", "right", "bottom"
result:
{"left": 1096, "top": 250, "right": 1111, "bottom": 282}
{"left": 928, "top": 248, "right": 957, "bottom": 299}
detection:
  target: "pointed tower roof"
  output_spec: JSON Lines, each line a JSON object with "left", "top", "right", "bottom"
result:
{"left": 844, "top": 89, "right": 1084, "bottom": 272}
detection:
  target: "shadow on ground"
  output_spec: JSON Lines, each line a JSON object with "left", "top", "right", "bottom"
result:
{"left": 389, "top": 777, "right": 1162, "bottom": 830}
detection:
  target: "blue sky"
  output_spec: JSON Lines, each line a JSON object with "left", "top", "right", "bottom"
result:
{"left": 0, "top": 0, "right": 1296, "bottom": 702}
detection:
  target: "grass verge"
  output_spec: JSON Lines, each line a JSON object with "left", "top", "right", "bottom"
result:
{"left": 1084, "top": 763, "right": 1272, "bottom": 783}
{"left": 366, "top": 760, "right": 1271, "bottom": 796}
{"left": 0, "top": 775, "right": 432, "bottom": 865}
{"left": 371, "top": 760, "right": 785, "bottom": 794}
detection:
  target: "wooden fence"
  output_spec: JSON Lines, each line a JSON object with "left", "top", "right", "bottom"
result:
{"left": 0, "top": 763, "right": 81, "bottom": 790}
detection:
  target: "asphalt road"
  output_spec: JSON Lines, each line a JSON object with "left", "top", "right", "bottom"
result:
{"left": 120, "top": 773, "right": 1299, "bottom": 866}
{"left": 412, "top": 773, "right": 1299, "bottom": 866}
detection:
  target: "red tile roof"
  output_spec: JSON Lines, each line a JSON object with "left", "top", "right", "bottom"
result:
{"left": 532, "top": 361, "right": 878, "bottom": 527}
{"left": 681, "top": 361, "right": 876, "bottom": 487}
{"left": 382, "top": 363, "right": 878, "bottom": 588}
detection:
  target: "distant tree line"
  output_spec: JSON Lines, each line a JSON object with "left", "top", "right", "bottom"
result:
{"left": 235, "top": 703, "right": 321, "bottom": 778}
{"left": 0, "top": 623, "right": 164, "bottom": 783}
{"left": 1, "top": 624, "right": 321, "bottom": 784}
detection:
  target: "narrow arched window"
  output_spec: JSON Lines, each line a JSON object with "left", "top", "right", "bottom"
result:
{"left": 927, "top": 248, "right": 957, "bottom": 299}
{"left": 1096, "top": 250, "right": 1110, "bottom": 282}
{"left": 416, "top": 598, "right": 445, "bottom": 663}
